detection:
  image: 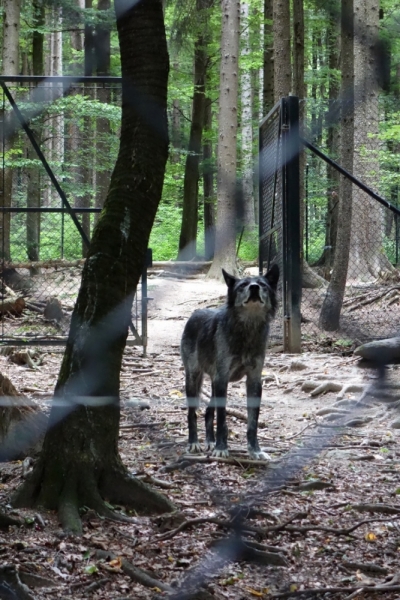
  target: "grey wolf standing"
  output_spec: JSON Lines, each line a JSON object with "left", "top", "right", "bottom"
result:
{"left": 181, "top": 265, "right": 279, "bottom": 459}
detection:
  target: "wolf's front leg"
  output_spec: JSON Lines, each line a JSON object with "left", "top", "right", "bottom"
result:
{"left": 212, "top": 380, "right": 229, "bottom": 458}
{"left": 246, "top": 375, "right": 271, "bottom": 461}
{"left": 187, "top": 400, "right": 202, "bottom": 453}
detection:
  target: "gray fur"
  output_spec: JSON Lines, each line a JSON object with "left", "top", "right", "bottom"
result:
{"left": 181, "top": 264, "right": 279, "bottom": 459}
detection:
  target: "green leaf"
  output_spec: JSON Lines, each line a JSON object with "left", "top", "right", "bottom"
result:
{"left": 84, "top": 564, "right": 98, "bottom": 575}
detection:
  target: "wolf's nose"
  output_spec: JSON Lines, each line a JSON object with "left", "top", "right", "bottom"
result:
{"left": 249, "top": 284, "right": 259, "bottom": 291}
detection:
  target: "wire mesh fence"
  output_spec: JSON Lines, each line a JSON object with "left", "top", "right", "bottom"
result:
{"left": 260, "top": 95, "right": 400, "bottom": 350}
{"left": 301, "top": 96, "right": 400, "bottom": 346}
{"left": 0, "top": 77, "right": 147, "bottom": 348}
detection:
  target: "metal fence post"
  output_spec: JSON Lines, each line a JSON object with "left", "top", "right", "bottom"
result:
{"left": 282, "top": 96, "right": 301, "bottom": 353}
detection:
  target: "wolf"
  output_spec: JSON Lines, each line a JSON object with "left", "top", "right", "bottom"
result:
{"left": 180, "top": 264, "right": 279, "bottom": 460}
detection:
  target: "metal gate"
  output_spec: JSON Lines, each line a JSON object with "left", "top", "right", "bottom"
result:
{"left": 0, "top": 76, "right": 149, "bottom": 351}
{"left": 259, "top": 96, "right": 301, "bottom": 352}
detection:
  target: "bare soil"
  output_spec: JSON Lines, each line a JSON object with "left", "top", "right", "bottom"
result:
{"left": 1, "top": 274, "right": 400, "bottom": 599}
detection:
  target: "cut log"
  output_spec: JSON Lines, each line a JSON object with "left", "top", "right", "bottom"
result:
{"left": 0, "top": 373, "right": 46, "bottom": 460}
{"left": 0, "top": 297, "right": 25, "bottom": 316}
{"left": 354, "top": 338, "right": 400, "bottom": 363}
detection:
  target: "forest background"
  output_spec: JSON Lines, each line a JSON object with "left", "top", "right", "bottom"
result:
{"left": 3, "top": 0, "right": 400, "bottom": 281}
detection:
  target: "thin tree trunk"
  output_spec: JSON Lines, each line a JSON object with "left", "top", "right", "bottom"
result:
{"left": 263, "top": 0, "right": 274, "bottom": 115}
{"left": 0, "top": 0, "right": 21, "bottom": 261}
{"left": 77, "top": 0, "right": 95, "bottom": 257}
{"left": 203, "top": 95, "right": 215, "bottom": 260}
{"left": 26, "top": 0, "right": 45, "bottom": 276}
{"left": 240, "top": 1, "right": 255, "bottom": 229}
{"left": 178, "top": 9, "right": 208, "bottom": 260}
{"left": 208, "top": 0, "right": 240, "bottom": 278}
{"left": 312, "top": 6, "right": 340, "bottom": 274}
{"left": 94, "top": 0, "right": 112, "bottom": 221}
{"left": 319, "top": 0, "right": 354, "bottom": 331}
{"left": 292, "top": 0, "right": 306, "bottom": 276}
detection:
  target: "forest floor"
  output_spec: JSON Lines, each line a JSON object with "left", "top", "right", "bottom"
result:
{"left": 1, "top": 274, "right": 400, "bottom": 600}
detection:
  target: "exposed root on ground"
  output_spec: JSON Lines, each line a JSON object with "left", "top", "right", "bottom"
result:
{"left": 12, "top": 457, "right": 176, "bottom": 535}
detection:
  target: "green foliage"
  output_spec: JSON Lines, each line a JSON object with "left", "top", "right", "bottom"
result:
{"left": 149, "top": 204, "right": 183, "bottom": 260}
{"left": 237, "top": 228, "right": 258, "bottom": 261}
{"left": 6, "top": 0, "right": 400, "bottom": 271}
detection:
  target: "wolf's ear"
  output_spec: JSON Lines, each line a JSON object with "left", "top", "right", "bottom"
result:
{"left": 222, "top": 269, "right": 236, "bottom": 288}
{"left": 264, "top": 264, "right": 279, "bottom": 288}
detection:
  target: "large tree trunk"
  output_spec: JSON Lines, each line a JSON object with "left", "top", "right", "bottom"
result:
{"left": 273, "top": 0, "right": 291, "bottom": 101}
{"left": 12, "top": 0, "right": 175, "bottom": 534}
{"left": 0, "top": 0, "right": 21, "bottom": 261}
{"left": 178, "top": 1, "right": 208, "bottom": 260}
{"left": 319, "top": 0, "right": 354, "bottom": 331}
{"left": 208, "top": 0, "right": 240, "bottom": 278}
{"left": 350, "top": 0, "right": 394, "bottom": 278}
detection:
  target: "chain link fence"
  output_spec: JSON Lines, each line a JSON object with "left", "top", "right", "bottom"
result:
{"left": 0, "top": 77, "right": 147, "bottom": 349}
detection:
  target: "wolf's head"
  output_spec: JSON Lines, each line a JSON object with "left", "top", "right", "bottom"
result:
{"left": 222, "top": 264, "right": 279, "bottom": 317}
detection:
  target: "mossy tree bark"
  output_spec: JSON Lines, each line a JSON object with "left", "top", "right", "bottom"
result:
{"left": 12, "top": 0, "right": 175, "bottom": 534}
{"left": 208, "top": 0, "right": 240, "bottom": 279}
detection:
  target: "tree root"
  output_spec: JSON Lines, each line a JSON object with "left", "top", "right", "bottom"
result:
{"left": 0, "top": 565, "right": 36, "bottom": 600}
{"left": 345, "top": 286, "right": 400, "bottom": 312}
{"left": 211, "top": 537, "right": 288, "bottom": 566}
{"left": 342, "top": 560, "right": 389, "bottom": 575}
{"left": 101, "top": 468, "right": 175, "bottom": 515}
{"left": 96, "top": 549, "right": 172, "bottom": 592}
{"left": 0, "top": 511, "right": 23, "bottom": 529}
{"left": 301, "top": 379, "right": 365, "bottom": 399}
{"left": 273, "top": 584, "right": 400, "bottom": 598}
{"left": 264, "top": 515, "right": 400, "bottom": 537}
{"left": 165, "top": 454, "right": 272, "bottom": 469}
{"left": 350, "top": 503, "right": 400, "bottom": 515}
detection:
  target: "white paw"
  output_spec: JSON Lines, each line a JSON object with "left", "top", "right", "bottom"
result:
{"left": 205, "top": 441, "right": 215, "bottom": 451}
{"left": 188, "top": 443, "right": 202, "bottom": 454}
{"left": 212, "top": 448, "right": 229, "bottom": 458}
{"left": 248, "top": 449, "right": 271, "bottom": 461}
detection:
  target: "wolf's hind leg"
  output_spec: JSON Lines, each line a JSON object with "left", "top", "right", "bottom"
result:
{"left": 205, "top": 383, "right": 216, "bottom": 451}
{"left": 186, "top": 371, "right": 203, "bottom": 453}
